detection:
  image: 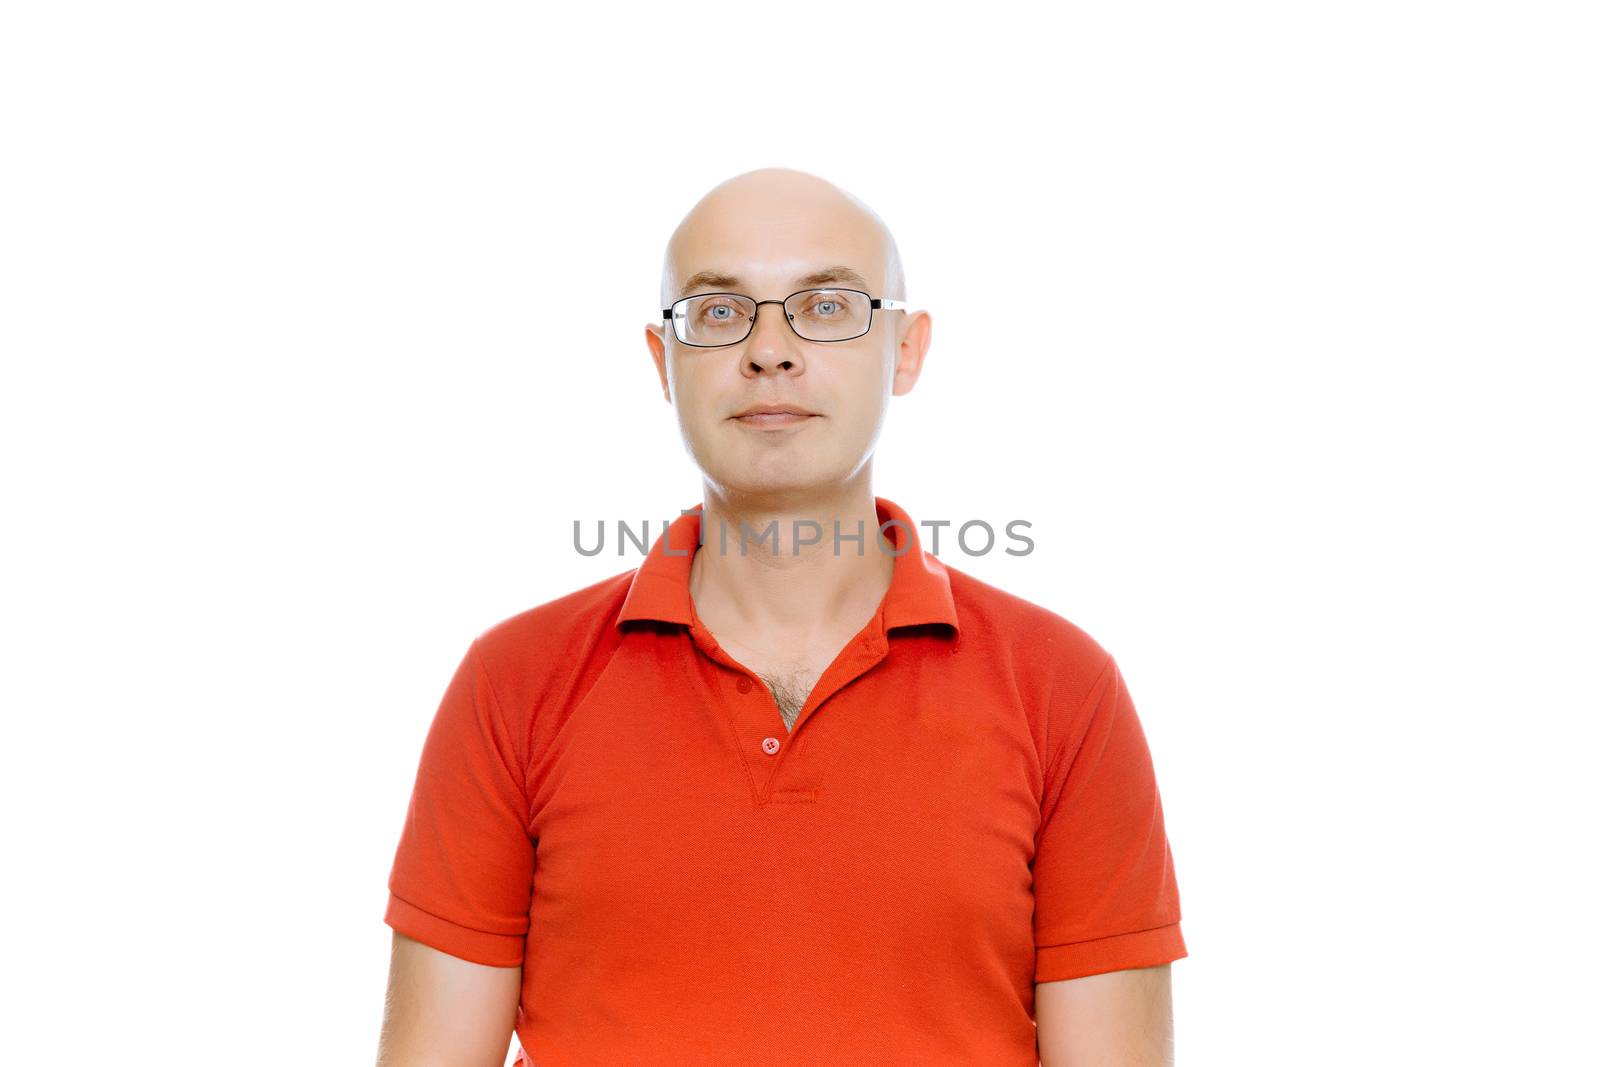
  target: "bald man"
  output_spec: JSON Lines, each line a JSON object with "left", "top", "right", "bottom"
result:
{"left": 377, "top": 168, "right": 1186, "bottom": 1066}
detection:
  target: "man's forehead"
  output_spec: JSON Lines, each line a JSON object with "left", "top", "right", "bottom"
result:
{"left": 672, "top": 263, "right": 879, "bottom": 300}
{"left": 667, "top": 215, "right": 886, "bottom": 282}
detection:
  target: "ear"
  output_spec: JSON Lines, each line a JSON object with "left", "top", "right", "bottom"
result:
{"left": 889, "top": 310, "right": 932, "bottom": 397}
{"left": 645, "top": 322, "right": 671, "bottom": 403}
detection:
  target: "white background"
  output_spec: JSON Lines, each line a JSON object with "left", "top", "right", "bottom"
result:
{"left": 3, "top": 2, "right": 1595, "bottom": 1064}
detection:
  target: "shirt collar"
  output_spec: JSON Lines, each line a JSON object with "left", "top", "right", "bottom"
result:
{"left": 616, "top": 495, "right": 959, "bottom": 636}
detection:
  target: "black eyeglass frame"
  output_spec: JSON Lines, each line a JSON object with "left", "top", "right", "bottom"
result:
{"left": 662, "top": 288, "right": 909, "bottom": 348}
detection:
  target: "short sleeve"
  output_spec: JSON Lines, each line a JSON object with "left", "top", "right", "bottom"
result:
{"left": 384, "top": 639, "right": 535, "bottom": 967}
{"left": 1033, "top": 654, "right": 1186, "bottom": 982}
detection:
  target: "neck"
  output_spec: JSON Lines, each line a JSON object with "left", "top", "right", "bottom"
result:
{"left": 688, "top": 480, "right": 894, "bottom": 640}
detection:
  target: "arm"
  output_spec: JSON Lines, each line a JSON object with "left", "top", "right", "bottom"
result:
{"left": 1036, "top": 963, "right": 1173, "bottom": 1067}
{"left": 380, "top": 637, "right": 538, "bottom": 1063}
{"left": 376, "top": 931, "right": 522, "bottom": 1067}
{"left": 1031, "top": 652, "right": 1185, "bottom": 1062}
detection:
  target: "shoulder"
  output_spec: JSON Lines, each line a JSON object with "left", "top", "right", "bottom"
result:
{"left": 465, "top": 566, "right": 637, "bottom": 702}
{"left": 945, "top": 562, "right": 1114, "bottom": 682}
{"left": 437, "top": 568, "right": 642, "bottom": 776}
{"left": 943, "top": 562, "right": 1120, "bottom": 753}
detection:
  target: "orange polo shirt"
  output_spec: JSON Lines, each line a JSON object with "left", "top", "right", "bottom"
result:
{"left": 384, "top": 496, "right": 1185, "bottom": 1065}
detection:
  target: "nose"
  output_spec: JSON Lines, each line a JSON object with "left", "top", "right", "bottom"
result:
{"left": 741, "top": 299, "right": 804, "bottom": 377}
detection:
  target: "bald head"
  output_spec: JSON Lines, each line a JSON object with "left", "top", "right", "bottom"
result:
{"left": 660, "top": 167, "right": 906, "bottom": 310}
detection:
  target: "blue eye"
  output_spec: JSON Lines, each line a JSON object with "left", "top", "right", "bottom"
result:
{"left": 698, "top": 300, "right": 746, "bottom": 325}
{"left": 801, "top": 293, "right": 855, "bottom": 319}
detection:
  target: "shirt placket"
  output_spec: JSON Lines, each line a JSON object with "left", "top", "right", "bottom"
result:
{"left": 687, "top": 610, "right": 889, "bottom": 804}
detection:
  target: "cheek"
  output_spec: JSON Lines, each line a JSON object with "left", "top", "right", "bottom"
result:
{"left": 830, "top": 358, "right": 893, "bottom": 423}
{"left": 668, "top": 361, "right": 715, "bottom": 418}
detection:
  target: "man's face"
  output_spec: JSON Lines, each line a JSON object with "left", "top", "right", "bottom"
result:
{"left": 646, "top": 173, "right": 928, "bottom": 502}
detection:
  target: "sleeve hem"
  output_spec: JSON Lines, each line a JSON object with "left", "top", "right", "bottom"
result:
{"left": 383, "top": 891, "right": 527, "bottom": 968}
{"left": 1035, "top": 921, "right": 1187, "bottom": 983}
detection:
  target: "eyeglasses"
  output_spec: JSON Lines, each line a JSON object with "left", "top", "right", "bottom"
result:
{"left": 662, "top": 288, "right": 907, "bottom": 347}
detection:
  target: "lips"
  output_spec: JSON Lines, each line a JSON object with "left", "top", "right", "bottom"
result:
{"left": 731, "top": 405, "right": 817, "bottom": 418}
{"left": 730, "top": 406, "right": 819, "bottom": 429}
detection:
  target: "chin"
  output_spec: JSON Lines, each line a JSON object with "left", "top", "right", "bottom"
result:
{"left": 726, "top": 456, "right": 867, "bottom": 500}
{"left": 725, "top": 472, "right": 820, "bottom": 498}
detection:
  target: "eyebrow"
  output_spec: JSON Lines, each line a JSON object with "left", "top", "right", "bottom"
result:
{"left": 677, "top": 264, "right": 873, "bottom": 299}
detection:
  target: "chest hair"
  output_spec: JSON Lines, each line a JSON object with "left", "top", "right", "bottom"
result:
{"left": 758, "top": 668, "right": 819, "bottom": 733}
